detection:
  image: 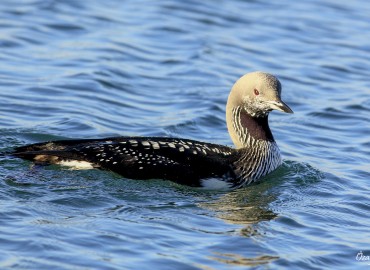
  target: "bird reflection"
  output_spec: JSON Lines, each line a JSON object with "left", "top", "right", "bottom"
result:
{"left": 202, "top": 181, "right": 278, "bottom": 225}
{"left": 209, "top": 252, "right": 279, "bottom": 267}
{"left": 199, "top": 175, "right": 282, "bottom": 267}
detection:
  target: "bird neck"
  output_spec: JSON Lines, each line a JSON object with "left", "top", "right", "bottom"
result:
{"left": 227, "top": 106, "right": 274, "bottom": 149}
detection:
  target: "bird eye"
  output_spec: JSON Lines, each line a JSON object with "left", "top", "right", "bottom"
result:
{"left": 254, "top": 89, "right": 259, "bottom": 95}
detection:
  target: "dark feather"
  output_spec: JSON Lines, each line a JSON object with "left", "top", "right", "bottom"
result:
{"left": 13, "top": 137, "right": 241, "bottom": 187}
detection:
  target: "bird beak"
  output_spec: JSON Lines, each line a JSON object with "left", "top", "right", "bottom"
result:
{"left": 270, "top": 100, "right": 294, "bottom": 114}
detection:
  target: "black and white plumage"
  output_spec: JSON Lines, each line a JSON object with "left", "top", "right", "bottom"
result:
{"left": 13, "top": 71, "right": 293, "bottom": 190}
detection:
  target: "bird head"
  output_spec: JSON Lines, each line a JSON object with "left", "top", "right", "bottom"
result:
{"left": 229, "top": 71, "right": 293, "bottom": 117}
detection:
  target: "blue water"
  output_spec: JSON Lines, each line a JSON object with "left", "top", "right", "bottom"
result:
{"left": 1, "top": 0, "right": 370, "bottom": 269}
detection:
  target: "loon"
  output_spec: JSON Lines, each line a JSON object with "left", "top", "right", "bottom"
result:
{"left": 13, "top": 71, "right": 293, "bottom": 190}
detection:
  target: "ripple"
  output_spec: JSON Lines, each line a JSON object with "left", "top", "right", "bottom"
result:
{"left": 1, "top": 0, "right": 370, "bottom": 269}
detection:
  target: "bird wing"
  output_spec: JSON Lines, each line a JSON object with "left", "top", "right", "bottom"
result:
{"left": 13, "top": 137, "right": 239, "bottom": 187}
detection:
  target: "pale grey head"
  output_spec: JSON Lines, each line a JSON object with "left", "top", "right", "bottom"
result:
{"left": 226, "top": 71, "right": 293, "bottom": 148}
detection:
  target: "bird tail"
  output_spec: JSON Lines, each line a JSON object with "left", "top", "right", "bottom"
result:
{"left": 12, "top": 141, "right": 79, "bottom": 163}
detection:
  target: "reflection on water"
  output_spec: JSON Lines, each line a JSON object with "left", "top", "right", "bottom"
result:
{"left": 209, "top": 252, "right": 279, "bottom": 267}
{"left": 202, "top": 161, "right": 322, "bottom": 227}
{"left": 199, "top": 161, "right": 324, "bottom": 267}
{"left": 201, "top": 186, "right": 278, "bottom": 226}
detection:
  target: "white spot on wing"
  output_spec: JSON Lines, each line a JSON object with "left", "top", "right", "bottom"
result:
{"left": 168, "top": 143, "right": 176, "bottom": 148}
{"left": 129, "top": 140, "right": 138, "bottom": 146}
{"left": 151, "top": 141, "right": 160, "bottom": 149}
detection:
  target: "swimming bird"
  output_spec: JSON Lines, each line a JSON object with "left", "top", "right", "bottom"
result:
{"left": 13, "top": 71, "right": 293, "bottom": 189}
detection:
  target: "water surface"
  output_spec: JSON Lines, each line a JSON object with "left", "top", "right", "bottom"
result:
{"left": 1, "top": 0, "right": 370, "bottom": 269}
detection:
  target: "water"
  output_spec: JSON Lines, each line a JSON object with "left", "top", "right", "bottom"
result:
{"left": 0, "top": 0, "right": 369, "bottom": 269}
